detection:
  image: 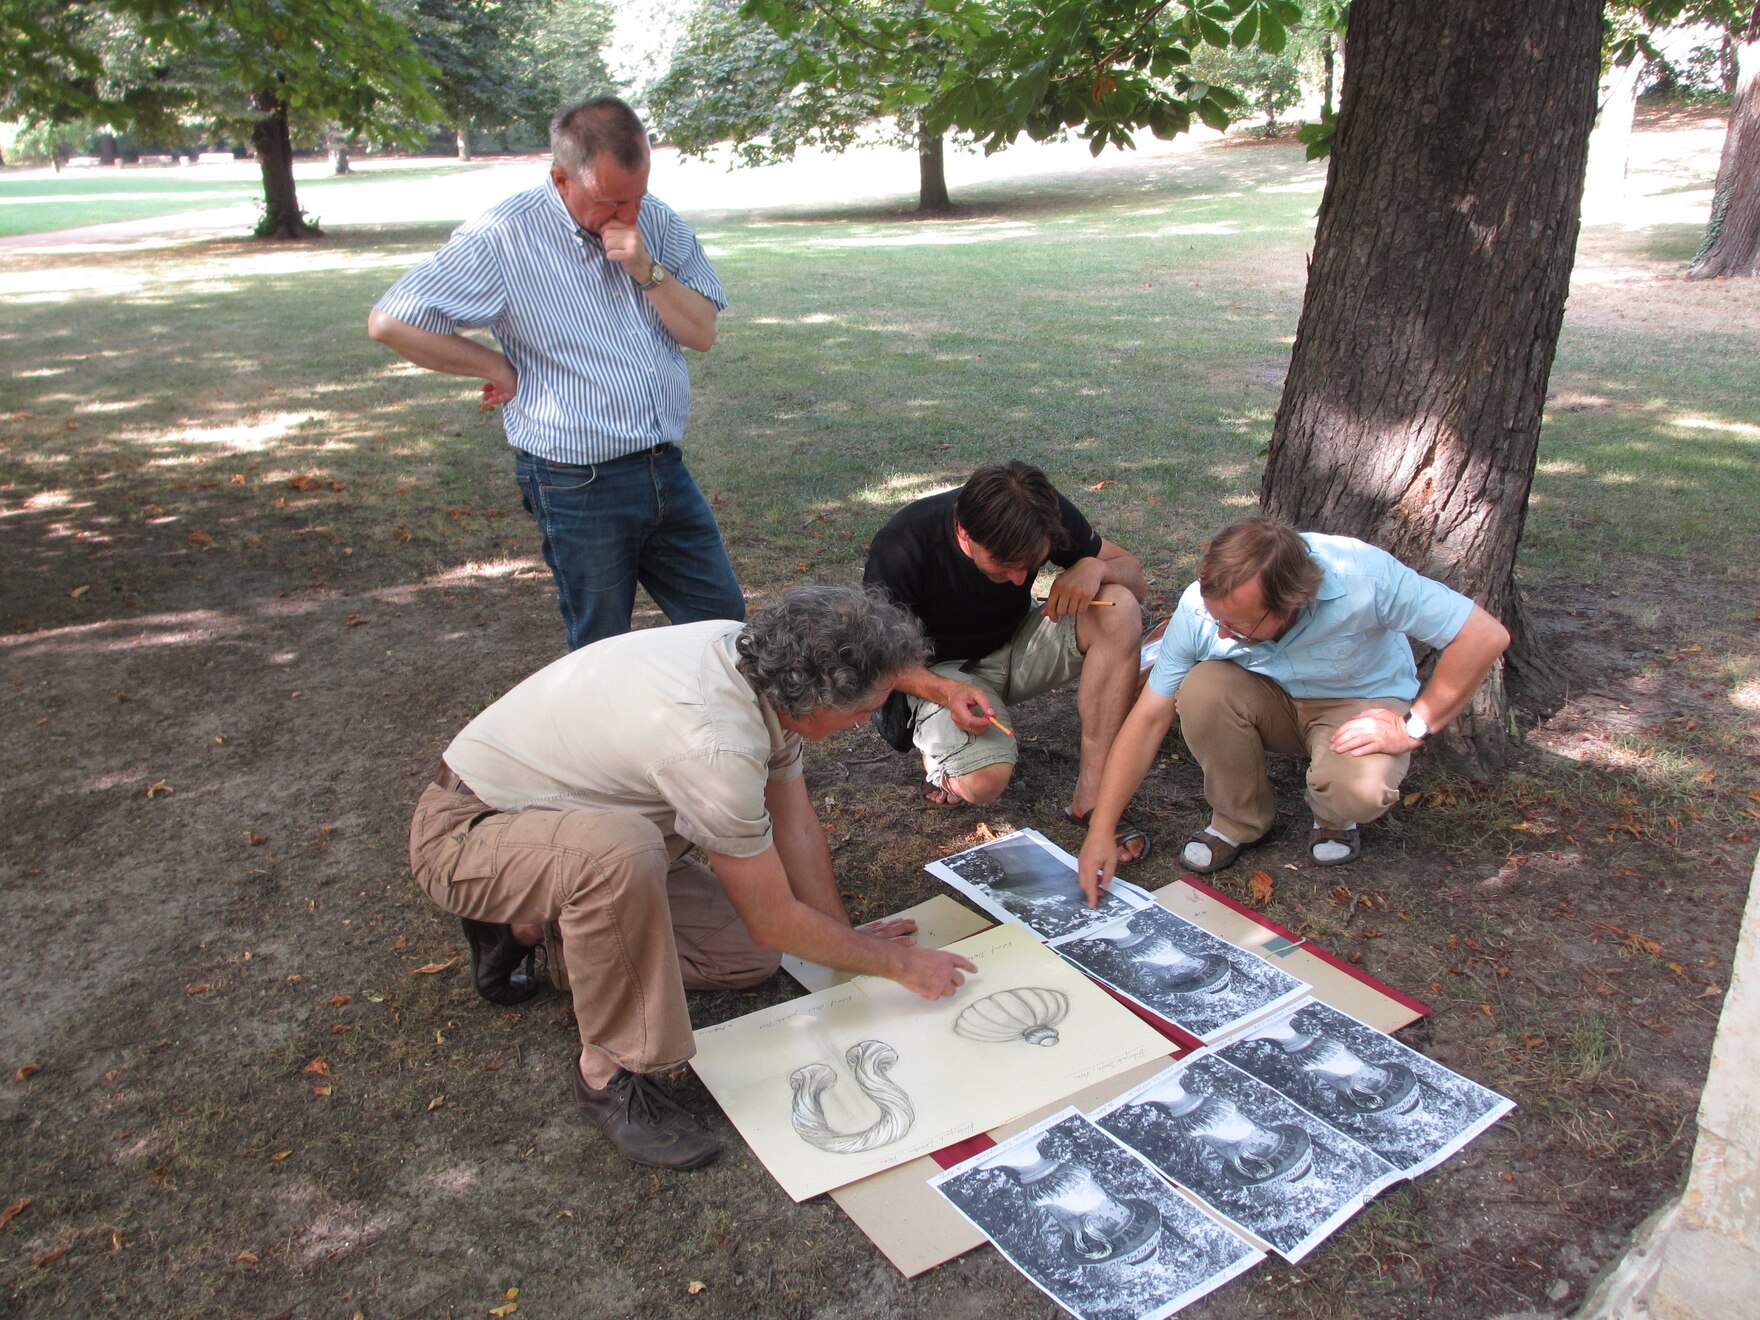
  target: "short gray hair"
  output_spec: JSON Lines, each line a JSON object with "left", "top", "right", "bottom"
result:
{"left": 736, "top": 585, "right": 928, "bottom": 719}
{"left": 550, "top": 97, "right": 648, "bottom": 177}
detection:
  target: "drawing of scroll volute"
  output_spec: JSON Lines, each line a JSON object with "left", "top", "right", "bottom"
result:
{"left": 954, "top": 987, "right": 1069, "bottom": 1047}
{"left": 1092, "top": 916, "right": 1230, "bottom": 994}
{"left": 1136, "top": 1075, "right": 1313, "bottom": 1187}
{"left": 1253, "top": 1019, "right": 1420, "bottom": 1116}
{"left": 990, "top": 1139, "right": 1163, "bottom": 1267}
{"left": 789, "top": 1040, "right": 915, "bottom": 1154}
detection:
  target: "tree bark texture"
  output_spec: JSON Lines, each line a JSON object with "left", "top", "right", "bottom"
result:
{"left": 918, "top": 129, "right": 951, "bottom": 213}
{"left": 251, "top": 95, "right": 320, "bottom": 240}
{"left": 1688, "top": 7, "right": 1760, "bottom": 279}
{"left": 1261, "top": 0, "right": 1603, "bottom": 772}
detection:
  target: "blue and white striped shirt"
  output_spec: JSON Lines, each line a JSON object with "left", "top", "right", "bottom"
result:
{"left": 374, "top": 177, "right": 727, "bottom": 465}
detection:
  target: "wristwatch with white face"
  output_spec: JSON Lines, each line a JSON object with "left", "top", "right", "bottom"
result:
{"left": 638, "top": 261, "right": 667, "bottom": 291}
{"left": 1403, "top": 711, "right": 1431, "bottom": 743}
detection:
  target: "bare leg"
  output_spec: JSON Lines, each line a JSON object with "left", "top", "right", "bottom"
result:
{"left": 1069, "top": 586, "right": 1145, "bottom": 861}
{"left": 923, "top": 759, "right": 1012, "bottom": 805}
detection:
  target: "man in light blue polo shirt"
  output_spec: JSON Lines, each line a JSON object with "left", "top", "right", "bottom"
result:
{"left": 1077, "top": 517, "right": 1509, "bottom": 889}
{"left": 367, "top": 97, "right": 743, "bottom": 650}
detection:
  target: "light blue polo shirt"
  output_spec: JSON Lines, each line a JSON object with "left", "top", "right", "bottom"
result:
{"left": 1147, "top": 534, "right": 1476, "bottom": 702}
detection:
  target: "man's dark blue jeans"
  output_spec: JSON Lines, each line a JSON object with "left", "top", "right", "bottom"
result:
{"left": 515, "top": 444, "right": 745, "bottom": 651}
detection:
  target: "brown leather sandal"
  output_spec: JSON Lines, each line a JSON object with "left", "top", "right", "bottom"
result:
{"left": 1181, "top": 828, "right": 1246, "bottom": 874}
{"left": 1308, "top": 824, "right": 1362, "bottom": 866}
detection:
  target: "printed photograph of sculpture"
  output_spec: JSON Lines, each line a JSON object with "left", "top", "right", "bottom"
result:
{"left": 1097, "top": 1056, "right": 1401, "bottom": 1263}
{"left": 928, "top": 830, "right": 1146, "bottom": 942}
{"left": 1217, "top": 1000, "right": 1514, "bottom": 1177}
{"left": 1060, "top": 906, "right": 1309, "bottom": 1042}
{"left": 934, "top": 1110, "right": 1263, "bottom": 1320}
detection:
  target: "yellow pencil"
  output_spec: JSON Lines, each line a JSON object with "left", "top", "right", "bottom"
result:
{"left": 1086, "top": 599, "right": 1117, "bottom": 607}
{"left": 988, "top": 714, "right": 1014, "bottom": 737}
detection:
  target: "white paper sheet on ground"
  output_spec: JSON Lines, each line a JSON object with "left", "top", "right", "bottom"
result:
{"left": 1214, "top": 999, "right": 1515, "bottom": 1179}
{"left": 781, "top": 895, "right": 995, "bottom": 992}
{"left": 1094, "top": 1053, "right": 1402, "bottom": 1263}
{"left": 1053, "top": 905, "right": 1312, "bottom": 1044}
{"left": 925, "top": 828, "right": 1155, "bottom": 944}
{"left": 932, "top": 1108, "right": 1263, "bottom": 1320}
{"left": 1139, "top": 635, "right": 1164, "bottom": 670}
{"left": 691, "top": 926, "right": 1175, "bottom": 1202}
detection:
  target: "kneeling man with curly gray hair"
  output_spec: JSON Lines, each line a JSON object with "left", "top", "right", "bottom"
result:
{"left": 409, "top": 585, "right": 975, "bottom": 1170}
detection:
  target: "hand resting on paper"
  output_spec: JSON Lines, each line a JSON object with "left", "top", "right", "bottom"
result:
{"left": 858, "top": 916, "right": 919, "bottom": 945}
{"left": 897, "top": 946, "right": 976, "bottom": 1001}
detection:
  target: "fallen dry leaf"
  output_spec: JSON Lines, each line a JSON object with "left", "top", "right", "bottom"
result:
{"left": 555, "top": 1210, "right": 573, "bottom": 1219}
{"left": 329, "top": 994, "right": 351, "bottom": 1008}
{"left": 303, "top": 1056, "right": 331, "bottom": 1076}
{"left": 1479, "top": 1003, "right": 1496, "bottom": 1022}
{"left": 0, "top": 1198, "right": 28, "bottom": 1228}
{"left": 687, "top": 1281, "right": 707, "bottom": 1296}
{"left": 269, "top": 1150, "right": 292, "bottom": 1161}
{"left": 248, "top": 831, "right": 267, "bottom": 847}
{"left": 502, "top": 1287, "right": 520, "bottom": 1301}
{"left": 33, "top": 1242, "right": 69, "bottom": 1267}
{"left": 69, "top": 585, "right": 90, "bottom": 600}
{"left": 312, "top": 1085, "right": 333, "bottom": 1097}
{"left": 14, "top": 1063, "right": 40, "bottom": 1082}
{"left": 111, "top": 1229, "right": 124, "bottom": 1251}
{"left": 146, "top": 780, "right": 173, "bottom": 798}
{"left": 186, "top": 982, "right": 212, "bottom": 996}
{"left": 1086, "top": 479, "right": 1119, "bottom": 491}
{"left": 413, "top": 958, "right": 458, "bottom": 975}
{"left": 489, "top": 1306, "right": 518, "bottom": 1318}
{"left": 427, "top": 1094, "right": 446, "bottom": 1111}
{"left": 235, "top": 1250, "right": 259, "bottom": 1263}
{"left": 187, "top": 529, "right": 214, "bottom": 550}
{"left": 1248, "top": 871, "right": 1275, "bottom": 905}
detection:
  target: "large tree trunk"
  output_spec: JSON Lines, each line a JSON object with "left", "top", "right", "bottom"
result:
{"left": 251, "top": 95, "right": 320, "bottom": 240}
{"left": 1583, "top": 49, "right": 1648, "bottom": 208}
{"left": 918, "top": 128, "right": 951, "bottom": 214}
{"left": 1688, "top": 7, "right": 1760, "bottom": 279}
{"left": 1260, "top": 0, "right": 1602, "bottom": 775}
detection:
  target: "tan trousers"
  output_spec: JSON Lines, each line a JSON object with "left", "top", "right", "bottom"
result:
{"left": 1173, "top": 661, "right": 1411, "bottom": 844}
{"left": 408, "top": 782, "right": 780, "bottom": 1074}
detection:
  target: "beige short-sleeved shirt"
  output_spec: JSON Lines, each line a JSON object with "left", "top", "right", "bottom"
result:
{"left": 443, "top": 621, "right": 802, "bottom": 860}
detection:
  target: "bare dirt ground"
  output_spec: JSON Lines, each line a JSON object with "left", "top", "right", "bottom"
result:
{"left": 2, "top": 111, "right": 1757, "bottom": 1319}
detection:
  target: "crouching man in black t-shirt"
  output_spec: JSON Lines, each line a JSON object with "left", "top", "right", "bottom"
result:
{"left": 862, "top": 462, "right": 1152, "bottom": 865}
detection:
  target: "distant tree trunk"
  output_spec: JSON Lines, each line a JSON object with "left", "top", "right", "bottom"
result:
{"left": 1688, "top": 6, "right": 1760, "bottom": 279}
{"left": 1321, "top": 35, "right": 1336, "bottom": 117}
{"left": 1583, "top": 50, "right": 1648, "bottom": 206}
{"left": 918, "top": 128, "right": 951, "bottom": 213}
{"left": 456, "top": 126, "right": 473, "bottom": 161}
{"left": 96, "top": 133, "right": 117, "bottom": 165}
{"left": 1261, "top": 0, "right": 1602, "bottom": 775}
{"left": 250, "top": 94, "right": 321, "bottom": 240}
{"left": 328, "top": 128, "right": 352, "bottom": 176}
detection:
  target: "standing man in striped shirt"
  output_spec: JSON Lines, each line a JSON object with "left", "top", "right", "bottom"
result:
{"left": 368, "top": 97, "right": 744, "bottom": 650}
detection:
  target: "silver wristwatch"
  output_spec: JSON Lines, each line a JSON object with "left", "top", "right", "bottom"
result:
{"left": 638, "top": 261, "right": 667, "bottom": 292}
{"left": 1403, "top": 711, "right": 1430, "bottom": 743}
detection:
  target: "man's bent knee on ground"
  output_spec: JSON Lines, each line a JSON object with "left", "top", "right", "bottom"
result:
{"left": 407, "top": 584, "right": 975, "bottom": 1171}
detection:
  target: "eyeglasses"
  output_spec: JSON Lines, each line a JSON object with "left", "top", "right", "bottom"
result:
{"left": 1199, "top": 602, "right": 1277, "bottom": 644}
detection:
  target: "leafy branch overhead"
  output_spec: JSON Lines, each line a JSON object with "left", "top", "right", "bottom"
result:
{"left": 736, "top": 0, "right": 1313, "bottom": 154}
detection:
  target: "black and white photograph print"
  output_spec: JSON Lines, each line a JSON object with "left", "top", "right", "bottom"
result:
{"left": 925, "top": 829, "right": 1152, "bottom": 943}
{"left": 932, "top": 1109, "right": 1263, "bottom": 1320}
{"left": 1216, "top": 1000, "right": 1515, "bottom": 1178}
{"left": 1096, "top": 1055, "right": 1401, "bottom": 1263}
{"left": 1058, "top": 906, "right": 1310, "bottom": 1043}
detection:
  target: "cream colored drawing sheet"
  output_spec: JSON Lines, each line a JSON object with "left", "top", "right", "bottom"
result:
{"left": 780, "top": 895, "right": 993, "bottom": 993}
{"left": 691, "top": 925, "right": 1174, "bottom": 1202}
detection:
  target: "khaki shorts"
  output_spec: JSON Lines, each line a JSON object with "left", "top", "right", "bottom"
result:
{"left": 910, "top": 607, "right": 1084, "bottom": 783}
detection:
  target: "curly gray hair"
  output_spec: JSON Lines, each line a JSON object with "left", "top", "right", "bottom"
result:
{"left": 736, "top": 585, "right": 928, "bottom": 719}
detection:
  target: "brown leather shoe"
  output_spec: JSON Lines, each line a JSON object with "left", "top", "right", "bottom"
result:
{"left": 460, "top": 918, "right": 539, "bottom": 1006}
{"left": 569, "top": 1061, "right": 721, "bottom": 1170}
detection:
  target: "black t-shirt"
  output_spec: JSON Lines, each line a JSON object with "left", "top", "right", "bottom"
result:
{"left": 863, "top": 488, "right": 1103, "bottom": 664}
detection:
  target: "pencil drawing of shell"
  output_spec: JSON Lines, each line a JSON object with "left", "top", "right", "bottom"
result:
{"left": 789, "top": 1040, "right": 915, "bottom": 1154}
{"left": 954, "top": 987, "right": 1070, "bottom": 1047}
